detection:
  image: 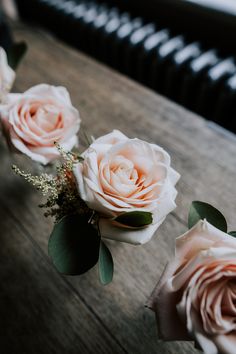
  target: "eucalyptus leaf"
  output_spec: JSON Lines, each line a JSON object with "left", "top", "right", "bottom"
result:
{"left": 229, "top": 231, "right": 236, "bottom": 237}
{"left": 48, "top": 214, "right": 100, "bottom": 275}
{"left": 188, "top": 201, "right": 227, "bottom": 232}
{"left": 8, "top": 42, "right": 27, "bottom": 70}
{"left": 99, "top": 241, "right": 113, "bottom": 285}
{"left": 115, "top": 211, "right": 152, "bottom": 228}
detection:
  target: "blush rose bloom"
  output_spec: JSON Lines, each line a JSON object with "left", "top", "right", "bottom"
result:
{"left": 148, "top": 219, "right": 236, "bottom": 354}
{"left": 0, "top": 84, "right": 80, "bottom": 164}
{"left": 73, "top": 130, "right": 180, "bottom": 245}
{"left": 0, "top": 47, "right": 15, "bottom": 100}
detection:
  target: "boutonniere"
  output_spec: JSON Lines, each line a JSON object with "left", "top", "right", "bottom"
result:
{"left": 13, "top": 129, "right": 180, "bottom": 284}
{"left": 148, "top": 201, "right": 236, "bottom": 354}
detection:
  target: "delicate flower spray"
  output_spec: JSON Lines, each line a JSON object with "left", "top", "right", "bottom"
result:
{"left": 13, "top": 144, "right": 85, "bottom": 221}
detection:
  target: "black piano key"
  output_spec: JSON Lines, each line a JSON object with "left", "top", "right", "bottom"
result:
{"left": 150, "top": 35, "right": 185, "bottom": 92}
{"left": 111, "top": 17, "right": 143, "bottom": 71}
{"left": 180, "top": 50, "right": 219, "bottom": 110}
{"left": 88, "top": 4, "right": 109, "bottom": 56}
{"left": 88, "top": 7, "right": 119, "bottom": 61}
{"left": 101, "top": 11, "right": 130, "bottom": 65}
{"left": 137, "top": 29, "right": 169, "bottom": 85}
{"left": 70, "top": 2, "right": 91, "bottom": 48}
{"left": 73, "top": 2, "right": 101, "bottom": 51}
{"left": 214, "top": 74, "right": 236, "bottom": 132}
{"left": 124, "top": 23, "right": 156, "bottom": 78}
{"left": 195, "top": 58, "right": 236, "bottom": 119}
{"left": 163, "top": 42, "right": 201, "bottom": 102}
{"left": 52, "top": 0, "right": 79, "bottom": 41}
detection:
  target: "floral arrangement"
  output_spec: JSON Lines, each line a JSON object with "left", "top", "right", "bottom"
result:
{"left": 0, "top": 32, "right": 234, "bottom": 354}
{"left": 148, "top": 201, "right": 236, "bottom": 354}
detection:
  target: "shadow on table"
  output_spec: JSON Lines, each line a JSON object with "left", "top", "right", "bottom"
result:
{"left": 0, "top": 205, "right": 51, "bottom": 353}
{"left": 0, "top": 145, "right": 62, "bottom": 353}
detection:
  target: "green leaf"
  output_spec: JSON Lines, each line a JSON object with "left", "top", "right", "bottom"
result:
{"left": 48, "top": 214, "right": 100, "bottom": 275}
{"left": 115, "top": 211, "right": 153, "bottom": 228}
{"left": 99, "top": 241, "right": 114, "bottom": 285}
{"left": 188, "top": 201, "right": 227, "bottom": 232}
{"left": 8, "top": 42, "right": 27, "bottom": 70}
{"left": 229, "top": 231, "right": 236, "bottom": 237}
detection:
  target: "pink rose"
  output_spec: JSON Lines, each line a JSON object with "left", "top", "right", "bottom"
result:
{"left": 0, "top": 47, "right": 15, "bottom": 101}
{"left": 148, "top": 219, "right": 236, "bottom": 354}
{"left": 73, "top": 130, "right": 180, "bottom": 245}
{"left": 0, "top": 84, "right": 80, "bottom": 164}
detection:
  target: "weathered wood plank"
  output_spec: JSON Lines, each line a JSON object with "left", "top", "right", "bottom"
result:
{"left": 0, "top": 21, "right": 234, "bottom": 354}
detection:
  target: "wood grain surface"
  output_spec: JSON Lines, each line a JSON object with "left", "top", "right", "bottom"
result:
{"left": 1, "top": 22, "right": 236, "bottom": 354}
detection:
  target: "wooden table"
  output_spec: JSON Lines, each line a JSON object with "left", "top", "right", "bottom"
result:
{"left": 1, "top": 22, "right": 236, "bottom": 354}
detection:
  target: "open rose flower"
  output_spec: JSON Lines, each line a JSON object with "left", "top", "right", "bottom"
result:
{"left": 73, "top": 130, "right": 180, "bottom": 245}
{"left": 0, "top": 84, "right": 80, "bottom": 164}
{"left": 148, "top": 220, "right": 236, "bottom": 354}
{"left": 0, "top": 47, "right": 15, "bottom": 101}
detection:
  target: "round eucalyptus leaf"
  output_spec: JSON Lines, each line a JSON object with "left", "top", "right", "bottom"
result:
{"left": 48, "top": 214, "right": 100, "bottom": 275}
{"left": 188, "top": 201, "right": 227, "bottom": 232}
